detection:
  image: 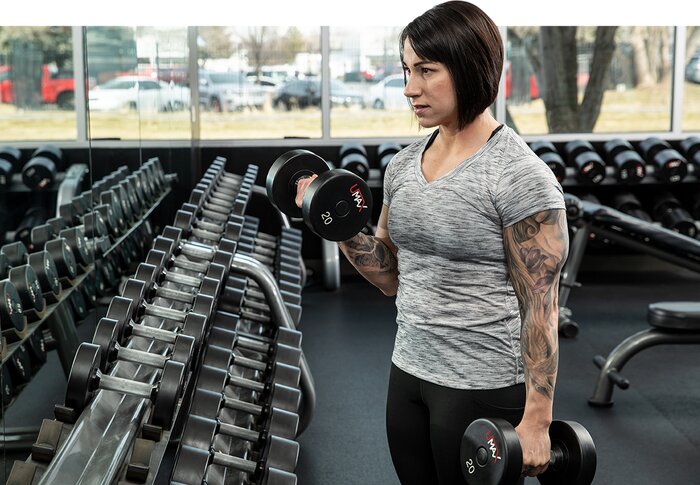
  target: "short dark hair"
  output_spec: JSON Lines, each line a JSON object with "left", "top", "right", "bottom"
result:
{"left": 400, "top": 1, "right": 503, "bottom": 128}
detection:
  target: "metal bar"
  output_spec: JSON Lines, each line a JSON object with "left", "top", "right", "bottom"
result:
{"left": 229, "top": 254, "right": 316, "bottom": 435}
{"left": 212, "top": 451, "right": 255, "bottom": 474}
{"left": 558, "top": 223, "right": 591, "bottom": 307}
{"left": 234, "top": 354, "right": 266, "bottom": 372}
{"left": 99, "top": 373, "right": 154, "bottom": 398}
{"left": 671, "top": 26, "right": 686, "bottom": 134}
{"left": 117, "top": 347, "right": 166, "bottom": 369}
{"left": 227, "top": 374, "right": 264, "bottom": 393}
{"left": 144, "top": 303, "right": 185, "bottom": 323}
{"left": 155, "top": 286, "right": 194, "bottom": 304}
{"left": 218, "top": 422, "right": 259, "bottom": 443}
{"left": 223, "top": 395, "right": 262, "bottom": 416}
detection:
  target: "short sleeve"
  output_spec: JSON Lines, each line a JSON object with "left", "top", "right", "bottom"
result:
{"left": 495, "top": 155, "right": 565, "bottom": 228}
{"left": 382, "top": 154, "right": 399, "bottom": 207}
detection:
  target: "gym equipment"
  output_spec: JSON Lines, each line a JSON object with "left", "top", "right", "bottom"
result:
{"left": 460, "top": 418, "right": 596, "bottom": 485}
{"left": 602, "top": 139, "right": 646, "bottom": 184}
{"left": 172, "top": 444, "right": 297, "bottom": 485}
{"left": 13, "top": 206, "right": 48, "bottom": 248}
{"left": 62, "top": 342, "right": 185, "bottom": 429}
{"left": 181, "top": 413, "right": 299, "bottom": 472}
{"left": 0, "top": 146, "right": 21, "bottom": 188}
{"left": 639, "top": 137, "right": 688, "bottom": 183}
{"left": 612, "top": 193, "right": 653, "bottom": 223}
{"left": 530, "top": 141, "right": 566, "bottom": 183}
{"left": 196, "top": 364, "right": 301, "bottom": 413}
{"left": 680, "top": 136, "right": 700, "bottom": 168}
{"left": 0, "top": 279, "right": 27, "bottom": 334}
{"left": 338, "top": 143, "right": 370, "bottom": 181}
{"left": 378, "top": 142, "right": 402, "bottom": 176}
{"left": 22, "top": 145, "right": 60, "bottom": 190}
{"left": 91, "top": 317, "right": 195, "bottom": 372}
{"left": 266, "top": 149, "right": 373, "bottom": 241}
{"left": 651, "top": 192, "right": 697, "bottom": 238}
{"left": 563, "top": 140, "right": 606, "bottom": 184}
{"left": 190, "top": 387, "right": 299, "bottom": 440}
{"left": 590, "top": 302, "right": 700, "bottom": 407}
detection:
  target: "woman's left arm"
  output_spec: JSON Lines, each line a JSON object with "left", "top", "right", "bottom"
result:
{"left": 503, "top": 208, "right": 569, "bottom": 477}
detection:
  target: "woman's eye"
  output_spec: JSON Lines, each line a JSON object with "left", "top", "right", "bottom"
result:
{"left": 422, "top": 68, "right": 431, "bottom": 74}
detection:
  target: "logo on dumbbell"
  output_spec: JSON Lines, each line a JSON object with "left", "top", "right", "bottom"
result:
{"left": 350, "top": 184, "right": 368, "bottom": 212}
{"left": 486, "top": 430, "right": 501, "bottom": 462}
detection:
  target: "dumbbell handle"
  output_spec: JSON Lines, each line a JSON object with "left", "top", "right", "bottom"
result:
{"left": 155, "top": 286, "right": 196, "bottom": 305}
{"left": 98, "top": 371, "right": 154, "bottom": 399}
{"left": 180, "top": 241, "right": 216, "bottom": 260}
{"left": 237, "top": 335, "right": 271, "bottom": 354}
{"left": 218, "top": 420, "right": 261, "bottom": 442}
{"left": 228, "top": 373, "right": 265, "bottom": 393}
{"left": 191, "top": 226, "right": 221, "bottom": 242}
{"left": 131, "top": 322, "right": 177, "bottom": 344}
{"left": 210, "top": 449, "right": 257, "bottom": 474}
{"left": 143, "top": 302, "right": 186, "bottom": 323}
{"left": 233, "top": 352, "right": 267, "bottom": 372}
{"left": 241, "top": 308, "right": 271, "bottom": 324}
{"left": 116, "top": 345, "right": 168, "bottom": 368}
{"left": 221, "top": 393, "right": 264, "bottom": 416}
{"left": 173, "top": 257, "right": 210, "bottom": 273}
{"left": 164, "top": 270, "right": 203, "bottom": 288}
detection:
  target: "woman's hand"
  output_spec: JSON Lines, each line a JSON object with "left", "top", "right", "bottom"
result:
{"left": 294, "top": 174, "right": 318, "bottom": 209}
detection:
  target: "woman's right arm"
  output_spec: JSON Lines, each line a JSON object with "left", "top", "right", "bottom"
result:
{"left": 338, "top": 204, "right": 399, "bottom": 296}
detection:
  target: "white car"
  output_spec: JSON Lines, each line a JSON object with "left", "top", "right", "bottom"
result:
{"left": 88, "top": 76, "right": 190, "bottom": 112}
{"left": 367, "top": 74, "right": 409, "bottom": 110}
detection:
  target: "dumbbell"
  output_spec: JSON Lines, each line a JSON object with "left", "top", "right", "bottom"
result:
{"left": 25, "top": 330, "right": 47, "bottom": 372}
{"left": 197, "top": 364, "right": 301, "bottom": 413}
{"left": 91, "top": 317, "right": 195, "bottom": 372}
{"left": 2, "top": 365, "right": 14, "bottom": 406}
{"left": 680, "top": 136, "right": 700, "bottom": 169}
{"left": 118, "top": 277, "right": 217, "bottom": 330}
{"left": 0, "top": 279, "right": 27, "bottom": 336}
{"left": 218, "top": 277, "right": 302, "bottom": 326}
{"left": 6, "top": 344, "right": 33, "bottom": 384}
{"left": 104, "top": 298, "right": 208, "bottom": 353}
{"left": 172, "top": 444, "right": 296, "bottom": 485}
{"left": 563, "top": 141, "right": 606, "bottom": 184}
{"left": 267, "top": 149, "right": 373, "bottom": 241}
{"left": 61, "top": 342, "right": 185, "bottom": 429}
{"left": 203, "top": 340, "right": 301, "bottom": 389}
{"left": 181, "top": 414, "right": 299, "bottom": 472}
{"left": 13, "top": 206, "right": 48, "bottom": 249}
{"left": 651, "top": 192, "right": 697, "bottom": 238}
{"left": 22, "top": 145, "right": 60, "bottom": 190}
{"left": 1, "top": 242, "right": 62, "bottom": 299}
{"left": 0, "top": 146, "right": 21, "bottom": 188}
{"left": 211, "top": 310, "right": 303, "bottom": 351}
{"left": 338, "top": 143, "right": 370, "bottom": 181}
{"left": 611, "top": 193, "right": 653, "bottom": 223}
{"left": 562, "top": 193, "right": 583, "bottom": 223}
{"left": 460, "top": 418, "right": 596, "bottom": 485}
{"left": 530, "top": 141, "right": 566, "bottom": 183}
{"left": 639, "top": 137, "right": 688, "bottom": 183}
{"left": 602, "top": 139, "right": 646, "bottom": 184}
{"left": 191, "top": 387, "right": 298, "bottom": 440}
{"left": 378, "top": 142, "right": 402, "bottom": 176}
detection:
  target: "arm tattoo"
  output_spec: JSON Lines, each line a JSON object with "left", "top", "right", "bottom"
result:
{"left": 343, "top": 233, "right": 398, "bottom": 274}
{"left": 505, "top": 209, "right": 569, "bottom": 400}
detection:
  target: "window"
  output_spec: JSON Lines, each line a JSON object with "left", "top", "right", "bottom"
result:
{"left": 0, "top": 27, "right": 76, "bottom": 141}
{"left": 683, "top": 26, "right": 700, "bottom": 132}
{"left": 86, "top": 26, "right": 191, "bottom": 141}
{"left": 197, "top": 26, "right": 322, "bottom": 140}
{"left": 506, "top": 27, "right": 675, "bottom": 134}
{"left": 329, "top": 27, "right": 416, "bottom": 138}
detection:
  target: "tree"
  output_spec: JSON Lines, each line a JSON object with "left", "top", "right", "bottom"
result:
{"left": 0, "top": 27, "right": 72, "bottom": 67}
{"left": 198, "top": 27, "right": 235, "bottom": 60}
{"left": 508, "top": 26, "right": 618, "bottom": 133}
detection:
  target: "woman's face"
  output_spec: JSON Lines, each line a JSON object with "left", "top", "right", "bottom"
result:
{"left": 402, "top": 38, "right": 458, "bottom": 129}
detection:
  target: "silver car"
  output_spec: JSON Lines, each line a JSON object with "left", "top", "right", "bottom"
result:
{"left": 199, "top": 70, "right": 266, "bottom": 112}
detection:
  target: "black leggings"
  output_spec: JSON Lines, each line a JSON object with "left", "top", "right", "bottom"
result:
{"left": 386, "top": 364, "right": 526, "bottom": 485}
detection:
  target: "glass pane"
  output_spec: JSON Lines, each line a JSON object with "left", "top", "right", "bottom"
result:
{"left": 198, "top": 26, "right": 321, "bottom": 139}
{"left": 0, "top": 27, "right": 76, "bottom": 141}
{"left": 506, "top": 26, "right": 674, "bottom": 134}
{"left": 329, "top": 27, "right": 416, "bottom": 138}
{"left": 683, "top": 26, "right": 700, "bottom": 131}
{"left": 86, "top": 26, "right": 190, "bottom": 140}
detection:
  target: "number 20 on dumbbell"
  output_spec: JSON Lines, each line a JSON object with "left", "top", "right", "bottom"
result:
{"left": 266, "top": 149, "right": 373, "bottom": 241}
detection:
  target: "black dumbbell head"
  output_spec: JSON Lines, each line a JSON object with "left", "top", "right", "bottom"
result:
{"left": 460, "top": 418, "right": 522, "bottom": 485}
{"left": 538, "top": 420, "right": 597, "bottom": 485}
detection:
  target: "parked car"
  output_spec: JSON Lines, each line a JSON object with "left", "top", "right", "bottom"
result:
{"left": 199, "top": 70, "right": 266, "bottom": 112}
{"left": 686, "top": 49, "right": 700, "bottom": 84}
{"left": 0, "top": 64, "right": 75, "bottom": 108}
{"left": 273, "top": 78, "right": 364, "bottom": 110}
{"left": 88, "top": 76, "right": 189, "bottom": 112}
{"left": 366, "top": 74, "right": 408, "bottom": 110}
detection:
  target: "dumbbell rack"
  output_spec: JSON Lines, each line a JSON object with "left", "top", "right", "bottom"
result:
{"left": 0, "top": 168, "right": 174, "bottom": 454}
{"left": 7, "top": 159, "right": 316, "bottom": 485}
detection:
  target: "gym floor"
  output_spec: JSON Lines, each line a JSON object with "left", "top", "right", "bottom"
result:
{"left": 2, "top": 256, "right": 700, "bottom": 484}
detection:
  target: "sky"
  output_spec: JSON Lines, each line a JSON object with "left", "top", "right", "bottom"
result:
{"left": 2, "top": 0, "right": 700, "bottom": 27}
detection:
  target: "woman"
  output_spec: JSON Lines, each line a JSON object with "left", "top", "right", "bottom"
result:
{"left": 297, "top": 2, "right": 568, "bottom": 483}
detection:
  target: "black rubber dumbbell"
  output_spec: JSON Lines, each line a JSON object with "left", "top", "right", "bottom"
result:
{"left": 563, "top": 140, "right": 606, "bottom": 184}
{"left": 378, "top": 142, "right": 402, "bottom": 177}
{"left": 530, "top": 141, "right": 566, "bottom": 183}
{"left": 639, "top": 137, "right": 688, "bottom": 183}
{"left": 651, "top": 192, "right": 697, "bottom": 238}
{"left": 611, "top": 193, "right": 653, "bottom": 223}
{"left": 23, "top": 145, "right": 60, "bottom": 190}
{"left": 0, "top": 146, "right": 21, "bottom": 188}
{"left": 338, "top": 143, "right": 370, "bottom": 181}
{"left": 602, "top": 139, "right": 646, "bottom": 184}
{"left": 58, "top": 342, "right": 185, "bottom": 429}
{"left": 460, "top": 418, "right": 596, "bottom": 485}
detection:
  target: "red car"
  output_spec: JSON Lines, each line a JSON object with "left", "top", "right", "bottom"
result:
{"left": 0, "top": 64, "right": 75, "bottom": 109}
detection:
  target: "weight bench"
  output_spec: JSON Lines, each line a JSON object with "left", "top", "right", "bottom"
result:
{"left": 558, "top": 196, "right": 700, "bottom": 337}
{"left": 589, "top": 301, "right": 700, "bottom": 406}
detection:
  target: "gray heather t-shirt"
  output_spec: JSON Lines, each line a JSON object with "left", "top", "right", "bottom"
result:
{"left": 383, "top": 125, "right": 565, "bottom": 389}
